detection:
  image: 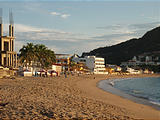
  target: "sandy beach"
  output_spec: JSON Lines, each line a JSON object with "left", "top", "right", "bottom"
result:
{"left": 0, "top": 74, "right": 160, "bottom": 119}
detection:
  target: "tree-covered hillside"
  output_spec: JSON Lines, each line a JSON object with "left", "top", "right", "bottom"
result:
{"left": 82, "top": 26, "right": 160, "bottom": 65}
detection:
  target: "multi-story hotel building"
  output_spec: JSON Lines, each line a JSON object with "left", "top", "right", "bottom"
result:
{"left": 72, "top": 55, "right": 108, "bottom": 74}
{"left": 85, "top": 56, "right": 108, "bottom": 74}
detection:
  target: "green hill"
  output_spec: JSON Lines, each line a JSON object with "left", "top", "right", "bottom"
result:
{"left": 82, "top": 26, "right": 160, "bottom": 65}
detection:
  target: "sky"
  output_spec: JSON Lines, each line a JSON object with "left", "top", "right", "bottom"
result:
{"left": 0, "top": 0, "right": 160, "bottom": 55}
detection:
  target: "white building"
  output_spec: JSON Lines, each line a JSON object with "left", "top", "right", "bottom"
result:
{"left": 85, "top": 56, "right": 108, "bottom": 74}
{"left": 146, "top": 56, "right": 152, "bottom": 62}
{"left": 71, "top": 55, "right": 108, "bottom": 74}
{"left": 126, "top": 67, "right": 141, "bottom": 74}
{"left": 120, "top": 55, "right": 159, "bottom": 66}
{"left": 52, "top": 63, "right": 62, "bottom": 75}
{"left": 72, "top": 54, "right": 86, "bottom": 63}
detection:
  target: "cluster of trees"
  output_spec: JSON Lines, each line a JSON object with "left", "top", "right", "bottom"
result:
{"left": 19, "top": 43, "right": 56, "bottom": 69}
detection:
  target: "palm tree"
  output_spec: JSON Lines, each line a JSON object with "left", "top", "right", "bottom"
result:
{"left": 19, "top": 43, "right": 56, "bottom": 69}
{"left": 34, "top": 44, "right": 56, "bottom": 68}
{"left": 34, "top": 44, "right": 47, "bottom": 67}
{"left": 19, "top": 43, "right": 35, "bottom": 67}
{"left": 43, "top": 49, "right": 56, "bottom": 68}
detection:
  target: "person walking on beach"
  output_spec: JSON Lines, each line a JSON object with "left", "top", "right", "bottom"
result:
{"left": 64, "top": 70, "right": 67, "bottom": 78}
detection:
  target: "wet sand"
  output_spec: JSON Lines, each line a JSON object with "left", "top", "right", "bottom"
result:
{"left": 0, "top": 74, "right": 160, "bottom": 119}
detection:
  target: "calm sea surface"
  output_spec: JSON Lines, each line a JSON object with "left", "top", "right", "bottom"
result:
{"left": 114, "top": 77, "right": 160, "bottom": 105}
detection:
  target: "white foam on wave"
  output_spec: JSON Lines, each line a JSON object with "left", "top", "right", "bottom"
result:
{"left": 148, "top": 97, "right": 160, "bottom": 106}
{"left": 109, "top": 81, "right": 115, "bottom": 86}
{"left": 150, "top": 101, "right": 160, "bottom": 106}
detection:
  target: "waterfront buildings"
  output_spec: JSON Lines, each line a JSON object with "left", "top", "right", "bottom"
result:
{"left": 52, "top": 63, "right": 62, "bottom": 75}
{"left": 0, "top": 10, "right": 17, "bottom": 68}
{"left": 106, "top": 64, "right": 122, "bottom": 74}
{"left": 72, "top": 54, "right": 86, "bottom": 64}
{"left": 55, "top": 54, "right": 72, "bottom": 71}
{"left": 72, "top": 55, "right": 108, "bottom": 74}
{"left": 121, "top": 53, "right": 160, "bottom": 67}
{"left": 126, "top": 67, "right": 142, "bottom": 74}
{"left": 71, "top": 54, "right": 88, "bottom": 72}
{"left": 85, "top": 56, "right": 108, "bottom": 74}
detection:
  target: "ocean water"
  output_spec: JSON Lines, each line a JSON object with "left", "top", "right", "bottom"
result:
{"left": 114, "top": 77, "right": 160, "bottom": 106}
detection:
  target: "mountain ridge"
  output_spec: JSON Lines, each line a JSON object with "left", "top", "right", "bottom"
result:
{"left": 82, "top": 26, "right": 160, "bottom": 65}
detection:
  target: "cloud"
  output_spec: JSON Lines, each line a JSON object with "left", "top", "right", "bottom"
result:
{"left": 91, "top": 33, "right": 136, "bottom": 46}
{"left": 96, "top": 22, "right": 160, "bottom": 38}
{"left": 96, "top": 24, "right": 122, "bottom": 30}
{"left": 50, "top": 12, "right": 61, "bottom": 16}
{"left": 11, "top": 24, "right": 92, "bottom": 54}
{"left": 14, "top": 25, "right": 78, "bottom": 42}
{"left": 93, "top": 33, "right": 134, "bottom": 40}
{"left": 61, "top": 14, "right": 70, "bottom": 19}
{"left": 92, "top": 22, "right": 160, "bottom": 46}
{"left": 50, "top": 11, "right": 71, "bottom": 19}
{"left": 129, "top": 22, "right": 160, "bottom": 30}
{"left": 96, "top": 24, "right": 135, "bottom": 35}
{"left": 97, "top": 22, "right": 160, "bottom": 30}
{"left": 15, "top": 24, "right": 43, "bottom": 32}
{"left": 15, "top": 40, "right": 25, "bottom": 52}
{"left": 12, "top": 21, "right": 160, "bottom": 55}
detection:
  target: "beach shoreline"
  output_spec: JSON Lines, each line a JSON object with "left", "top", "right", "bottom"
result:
{"left": 0, "top": 74, "right": 160, "bottom": 119}
{"left": 76, "top": 74, "right": 160, "bottom": 119}
{"left": 97, "top": 75, "right": 160, "bottom": 111}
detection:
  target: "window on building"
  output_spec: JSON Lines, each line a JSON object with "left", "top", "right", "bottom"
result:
{"left": 0, "top": 54, "right": 1, "bottom": 64}
{"left": 0, "top": 38, "right": 1, "bottom": 50}
{"left": 4, "top": 57, "right": 7, "bottom": 66}
{"left": 12, "top": 40, "right": 14, "bottom": 51}
{"left": 4, "top": 42, "right": 9, "bottom": 51}
{"left": 64, "top": 60, "right": 67, "bottom": 64}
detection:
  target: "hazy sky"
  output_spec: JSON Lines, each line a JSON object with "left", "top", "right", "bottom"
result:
{"left": 0, "top": 0, "right": 160, "bottom": 55}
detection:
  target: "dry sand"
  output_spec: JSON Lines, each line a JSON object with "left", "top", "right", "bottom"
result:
{"left": 0, "top": 74, "right": 160, "bottom": 119}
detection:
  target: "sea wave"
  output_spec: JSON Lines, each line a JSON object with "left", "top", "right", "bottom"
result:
{"left": 149, "top": 98, "right": 160, "bottom": 106}
{"left": 98, "top": 78, "right": 160, "bottom": 110}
